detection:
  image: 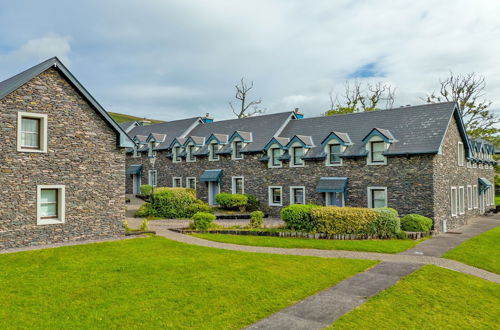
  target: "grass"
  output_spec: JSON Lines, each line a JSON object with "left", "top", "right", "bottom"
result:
{"left": 0, "top": 236, "right": 375, "bottom": 329}
{"left": 443, "top": 226, "right": 500, "bottom": 274}
{"left": 330, "top": 265, "right": 500, "bottom": 329}
{"left": 191, "top": 233, "right": 424, "bottom": 253}
{"left": 495, "top": 195, "right": 500, "bottom": 205}
{"left": 108, "top": 111, "right": 164, "bottom": 124}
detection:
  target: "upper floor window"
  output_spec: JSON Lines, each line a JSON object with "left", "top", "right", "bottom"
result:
{"left": 327, "top": 143, "right": 342, "bottom": 166}
{"left": 370, "top": 141, "right": 385, "bottom": 164}
{"left": 173, "top": 146, "right": 182, "bottom": 163}
{"left": 17, "top": 112, "right": 48, "bottom": 153}
{"left": 187, "top": 144, "right": 195, "bottom": 162}
{"left": 291, "top": 146, "right": 304, "bottom": 167}
{"left": 457, "top": 142, "right": 464, "bottom": 166}
{"left": 233, "top": 140, "right": 243, "bottom": 159}
{"left": 148, "top": 141, "right": 156, "bottom": 158}
{"left": 209, "top": 143, "right": 220, "bottom": 161}
{"left": 270, "top": 148, "right": 282, "bottom": 167}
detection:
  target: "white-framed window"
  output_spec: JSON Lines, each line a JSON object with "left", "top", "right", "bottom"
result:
{"left": 37, "top": 185, "right": 65, "bottom": 225}
{"left": 209, "top": 143, "right": 220, "bottom": 161}
{"left": 172, "top": 177, "right": 182, "bottom": 187}
{"left": 231, "top": 176, "right": 244, "bottom": 194}
{"left": 172, "top": 146, "right": 182, "bottom": 163}
{"left": 148, "top": 170, "right": 158, "bottom": 187}
{"left": 367, "top": 187, "right": 387, "bottom": 208}
{"left": 291, "top": 146, "right": 304, "bottom": 167}
{"left": 458, "top": 186, "right": 465, "bottom": 215}
{"left": 366, "top": 137, "right": 387, "bottom": 165}
{"left": 473, "top": 185, "right": 478, "bottom": 209}
{"left": 268, "top": 186, "right": 283, "bottom": 206}
{"left": 473, "top": 162, "right": 477, "bottom": 168}
{"left": 326, "top": 143, "right": 342, "bottom": 166}
{"left": 450, "top": 187, "right": 457, "bottom": 216}
{"left": 232, "top": 140, "right": 244, "bottom": 160}
{"left": 186, "top": 144, "right": 196, "bottom": 162}
{"left": 457, "top": 142, "right": 464, "bottom": 166}
{"left": 186, "top": 177, "right": 196, "bottom": 190}
{"left": 17, "top": 112, "right": 48, "bottom": 153}
{"left": 148, "top": 141, "right": 157, "bottom": 158}
{"left": 492, "top": 188, "right": 496, "bottom": 206}
{"left": 467, "top": 185, "right": 473, "bottom": 210}
{"left": 268, "top": 147, "right": 282, "bottom": 168}
{"left": 290, "top": 186, "right": 305, "bottom": 204}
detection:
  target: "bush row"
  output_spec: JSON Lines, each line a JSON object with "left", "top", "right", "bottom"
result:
{"left": 214, "top": 193, "right": 261, "bottom": 212}
{"left": 280, "top": 204, "right": 432, "bottom": 238}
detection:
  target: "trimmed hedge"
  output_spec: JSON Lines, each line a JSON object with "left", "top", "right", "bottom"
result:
{"left": 249, "top": 211, "right": 264, "bottom": 228}
{"left": 280, "top": 204, "right": 320, "bottom": 232}
{"left": 401, "top": 214, "right": 433, "bottom": 232}
{"left": 312, "top": 206, "right": 379, "bottom": 235}
{"left": 215, "top": 193, "right": 248, "bottom": 210}
{"left": 369, "top": 208, "right": 402, "bottom": 238}
{"left": 192, "top": 212, "right": 216, "bottom": 230}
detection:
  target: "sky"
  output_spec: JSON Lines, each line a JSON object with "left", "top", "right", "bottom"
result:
{"left": 1, "top": 0, "right": 500, "bottom": 121}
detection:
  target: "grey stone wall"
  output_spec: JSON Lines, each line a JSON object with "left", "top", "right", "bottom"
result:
{"left": 0, "top": 68, "right": 126, "bottom": 249}
{"left": 432, "top": 116, "right": 495, "bottom": 230}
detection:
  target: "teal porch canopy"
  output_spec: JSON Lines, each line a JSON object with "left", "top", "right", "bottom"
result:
{"left": 316, "top": 177, "right": 348, "bottom": 193}
{"left": 478, "top": 177, "right": 492, "bottom": 192}
{"left": 126, "top": 164, "right": 143, "bottom": 175}
{"left": 200, "top": 169, "right": 223, "bottom": 182}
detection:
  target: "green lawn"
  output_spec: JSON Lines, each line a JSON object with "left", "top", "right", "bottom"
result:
{"left": 495, "top": 195, "right": 500, "bottom": 205}
{"left": 330, "top": 265, "right": 500, "bottom": 329}
{"left": 443, "top": 226, "right": 500, "bottom": 274}
{"left": 192, "top": 233, "right": 423, "bottom": 253}
{"left": 0, "top": 236, "right": 375, "bottom": 329}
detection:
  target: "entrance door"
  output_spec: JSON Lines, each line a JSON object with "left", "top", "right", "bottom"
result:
{"left": 132, "top": 174, "right": 141, "bottom": 195}
{"left": 326, "top": 192, "right": 344, "bottom": 206}
{"left": 208, "top": 181, "right": 220, "bottom": 206}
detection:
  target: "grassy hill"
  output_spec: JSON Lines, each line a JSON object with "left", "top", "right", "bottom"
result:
{"left": 108, "top": 112, "right": 164, "bottom": 124}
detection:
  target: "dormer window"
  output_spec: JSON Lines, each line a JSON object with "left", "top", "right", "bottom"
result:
{"left": 270, "top": 148, "right": 282, "bottom": 167}
{"left": 326, "top": 143, "right": 343, "bottom": 166}
{"left": 370, "top": 141, "right": 385, "bottom": 163}
{"left": 233, "top": 140, "right": 243, "bottom": 160}
{"left": 173, "top": 146, "right": 182, "bottom": 163}
{"left": 186, "top": 144, "right": 195, "bottom": 162}
{"left": 291, "top": 146, "right": 304, "bottom": 167}
{"left": 209, "top": 143, "right": 220, "bottom": 161}
{"left": 148, "top": 141, "right": 156, "bottom": 157}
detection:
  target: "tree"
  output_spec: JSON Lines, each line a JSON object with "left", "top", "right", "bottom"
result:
{"left": 324, "top": 81, "right": 395, "bottom": 116}
{"left": 425, "top": 72, "right": 499, "bottom": 143}
{"left": 229, "top": 78, "right": 266, "bottom": 118}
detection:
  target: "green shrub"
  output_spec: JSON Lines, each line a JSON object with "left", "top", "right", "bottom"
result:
{"left": 139, "top": 219, "right": 149, "bottom": 231}
{"left": 312, "top": 206, "right": 379, "bottom": 235}
{"left": 401, "top": 214, "right": 433, "bottom": 232}
{"left": 135, "top": 203, "right": 152, "bottom": 217}
{"left": 245, "top": 194, "right": 260, "bottom": 212}
{"left": 187, "top": 201, "right": 213, "bottom": 215}
{"left": 249, "top": 211, "right": 264, "bottom": 228}
{"left": 123, "top": 220, "right": 131, "bottom": 233}
{"left": 137, "top": 188, "right": 210, "bottom": 219}
{"left": 368, "top": 207, "right": 401, "bottom": 238}
{"left": 192, "top": 212, "right": 216, "bottom": 230}
{"left": 215, "top": 193, "right": 248, "bottom": 210}
{"left": 140, "top": 184, "right": 152, "bottom": 196}
{"left": 280, "top": 204, "right": 320, "bottom": 232}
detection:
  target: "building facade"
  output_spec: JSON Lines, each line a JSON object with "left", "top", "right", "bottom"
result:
{"left": 0, "top": 58, "right": 133, "bottom": 249}
{"left": 126, "top": 103, "right": 496, "bottom": 232}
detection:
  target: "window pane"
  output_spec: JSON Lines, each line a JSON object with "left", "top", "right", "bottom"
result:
{"left": 372, "top": 189, "right": 386, "bottom": 208}
{"left": 330, "top": 144, "right": 341, "bottom": 163}
{"left": 41, "top": 189, "right": 56, "bottom": 203}
{"left": 40, "top": 189, "right": 57, "bottom": 218}
{"left": 234, "top": 142, "right": 242, "bottom": 158}
{"left": 294, "top": 147, "right": 303, "bottom": 165}
{"left": 272, "top": 148, "right": 281, "bottom": 166}
{"left": 41, "top": 203, "right": 57, "bottom": 217}
{"left": 293, "top": 188, "right": 304, "bottom": 204}
{"left": 21, "top": 118, "right": 40, "bottom": 148}
{"left": 272, "top": 188, "right": 281, "bottom": 203}
{"left": 371, "top": 142, "right": 385, "bottom": 162}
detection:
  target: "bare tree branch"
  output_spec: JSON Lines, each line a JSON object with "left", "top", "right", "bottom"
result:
{"left": 229, "top": 77, "right": 265, "bottom": 118}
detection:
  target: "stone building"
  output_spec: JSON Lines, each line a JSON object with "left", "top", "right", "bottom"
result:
{"left": 126, "top": 102, "right": 496, "bottom": 232}
{"left": 0, "top": 57, "right": 133, "bottom": 249}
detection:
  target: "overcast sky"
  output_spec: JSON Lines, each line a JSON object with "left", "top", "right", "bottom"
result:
{"left": 1, "top": 0, "right": 500, "bottom": 121}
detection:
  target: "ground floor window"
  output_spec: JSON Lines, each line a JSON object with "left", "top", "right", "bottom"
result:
{"left": 458, "top": 186, "right": 465, "bottom": 215}
{"left": 290, "top": 186, "right": 305, "bottom": 204}
{"left": 268, "top": 186, "right": 282, "bottom": 206}
{"left": 186, "top": 177, "right": 196, "bottom": 190}
{"left": 37, "top": 185, "right": 65, "bottom": 225}
{"left": 231, "top": 177, "right": 244, "bottom": 194}
{"left": 367, "top": 187, "right": 387, "bottom": 208}
{"left": 450, "top": 187, "right": 457, "bottom": 216}
{"left": 173, "top": 177, "right": 182, "bottom": 187}
{"left": 473, "top": 185, "right": 478, "bottom": 209}
{"left": 467, "top": 185, "right": 472, "bottom": 210}
{"left": 148, "top": 170, "right": 158, "bottom": 187}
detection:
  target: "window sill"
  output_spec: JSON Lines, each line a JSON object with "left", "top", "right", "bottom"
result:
{"left": 367, "top": 162, "right": 387, "bottom": 166}
{"left": 269, "top": 203, "right": 282, "bottom": 207}
{"left": 326, "top": 163, "right": 342, "bottom": 167}
{"left": 37, "top": 218, "right": 64, "bottom": 225}
{"left": 290, "top": 164, "right": 305, "bottom": 168}
{"left": 17, "top": 148, "right": 47, "bottom": 153}
{"left": 268, "top": 165, "right": 283, "bottom": 168}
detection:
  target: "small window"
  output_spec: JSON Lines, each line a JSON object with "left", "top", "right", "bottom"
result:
{"left": 173, "top": 177, "right": 182, "bottom": 187}
{"left": 232, "top": 177, "right": 244, "bottom": 194}
{"left": 451, "top": 187, "right": 457, "bottom": 216}
{"left": 292, "top": 146, "right": 304, "bottom": 166}
{"left": 187, "top": 145, "right": 195, "bottom": 162}
{"left": 458, "top": 186, "right": 465, "bottom": 215}
{"left": 473, "top": 185, "right": 478, "bottom": 209}
{"left": 17, "top": 112, "right": 48, "bottom": 153}
{"left": 368, "top": 187, "right": 387, "bottom": 208}
{"left": 148, "top": 170, "right": 158, "bottom": 187}
{"left": 457, "top": 142, "right": 464, "bottom": 166}
{"left": 233, "top": 141, "right": 243, "bottom": 159}
{"left": 270, "top": 148, "right": 282, "bottom": 167}
{"left": 268, "top": 186, "right": 282, "bottom": 206}
{"left": 290, "top": 186, "right": 305, "bottom": 204}
{"left": 173, "top": 146, "right": 182, "bottom": 162}
{"left": 209, "top": 143, "right": 220, "bottom": 161}
{"left": 467, "top": 185, "right": 473, "bottom": 210}
{"left": 328, "top": 144, "right": 342, "bottom": 165}
{"left": 37, "top": 185, "right": 65, "bottom": 225}
{"left": 186, "top": 177, "right": 196, "bottom": 190}
{"left": 370, "top": 141, "right": 385, "bottom": 163}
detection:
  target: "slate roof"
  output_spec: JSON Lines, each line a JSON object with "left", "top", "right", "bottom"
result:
{"left": 127, "top": 117, "right": 201, "bottom": 149}
{"left": 119, "top": 121, "right": 137, "bottom": 132}
{"left": 279, "top": 102, "right": 459, "bottom": 157}
{"left": 186, "top": 111, "right": 294, "bottom": 152}
{"left": 0, "top": 57, "right": 133, "bottom": 147}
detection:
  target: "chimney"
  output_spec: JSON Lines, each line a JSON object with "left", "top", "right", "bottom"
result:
{"left": 202, "top": 113, "right": 214, "bottom": 123}
{"left": 294, "top": 108, "right": 304, "bottom": 119}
